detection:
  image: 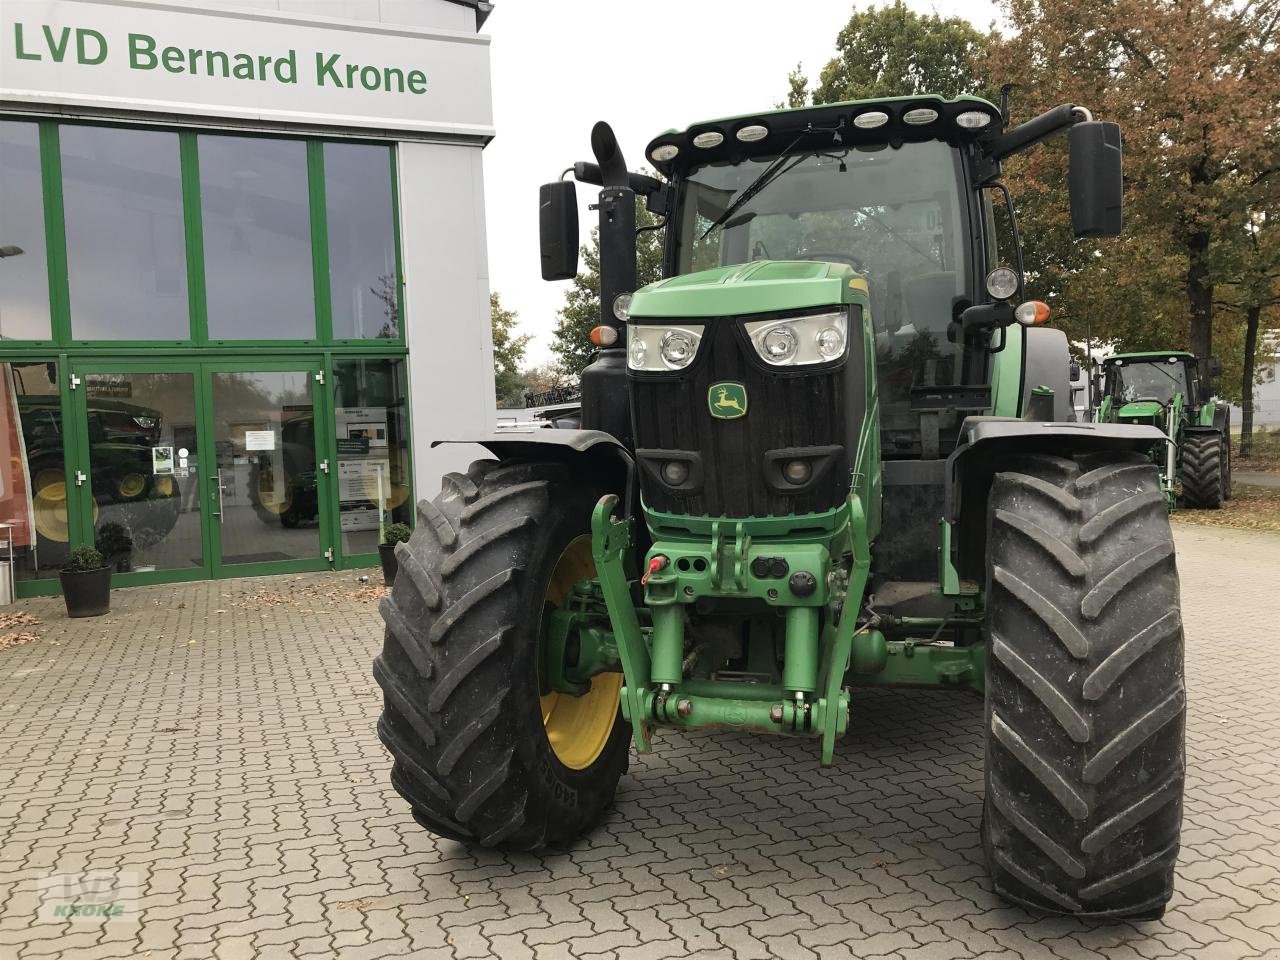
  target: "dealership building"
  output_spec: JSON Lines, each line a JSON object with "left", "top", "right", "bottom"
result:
{"left": 0, "top": 0, "right": 496, "bottom": 596}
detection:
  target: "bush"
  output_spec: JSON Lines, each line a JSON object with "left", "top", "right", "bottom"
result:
{"left": 96, "top": 522, "right": 133, "bottom": 558}
{"left": 382, "top": 522, "right": 412, "bottom": 545}
{"left": 62, "top": 545, "right": 107, "bottom": 573}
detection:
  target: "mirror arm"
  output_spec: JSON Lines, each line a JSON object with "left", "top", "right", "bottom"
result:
{"left": 988, "top": 104, "right": 1082, "bottom": 161}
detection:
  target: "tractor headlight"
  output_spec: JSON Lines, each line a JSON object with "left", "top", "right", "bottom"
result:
{"left": 986, "top": 266, "right": 1020, "bottom": 301}
{"left": 745, "top": 310, "right": 848, "bottom": 366}
{"left": 627, "top": 324, "right": 704, "bottom": 371}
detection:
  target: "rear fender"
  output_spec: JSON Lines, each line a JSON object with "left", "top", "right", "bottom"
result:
{"left": 944, "top": 418, "right": 1165, "bottom": 585}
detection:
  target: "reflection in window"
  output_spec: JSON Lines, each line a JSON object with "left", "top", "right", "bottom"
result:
{"left": 200, "top": 135, "right": 316, "bottom": 340}
{"left": 0, "top": 361, "right": 68, "bottom": 581}
{"left": 61, "top": 125, "right": 189, "bottom": 340}
{"left": 325, "top": 143, "right": 398, "bottom": 339}
{"left": 0, "top": 122, "right": 52, "bottom": 341}
{"left": 332, "top": 358, "right": 410, "bottom": 555}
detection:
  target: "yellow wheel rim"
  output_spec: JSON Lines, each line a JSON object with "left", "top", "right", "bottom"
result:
{"left": 539, "top": 534, "right": 623, "bottom": 770}
{"left": 153, "top": 476, "right": 175, "bottom": 497}
{"left": 33, "top": 477, "right": 98, "bottom": 542}
{"left": 117, "top": 473, "right": 146, "bottom": 498}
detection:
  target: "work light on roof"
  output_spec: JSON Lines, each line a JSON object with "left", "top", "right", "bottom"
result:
{"left": 852, "top": 111, "right": 890, "bottom": 130}
{"left": 736, "top": 124, "right": 769, "bottom": 142}
{"left": 650, "top": 143, "right": 679, "bottom": 163}
{"left": 903, "top": 108, "right": 940, "bottom": 125}
{"left": 693, "top": 131, "right": 724, "bottom": 149}
{"left": 955, "top": 110, "right": 993, "bottom": 129}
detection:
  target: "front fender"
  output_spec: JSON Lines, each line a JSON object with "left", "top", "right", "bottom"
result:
{"left": 944, "top": 418, "right": 1166, "bottom": 583}
{"left": 432, "top": 429, "right": 635, "bottom": 509}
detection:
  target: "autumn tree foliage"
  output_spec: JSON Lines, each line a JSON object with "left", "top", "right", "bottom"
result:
{"left": 988, "top": 0, "right": 1280, "bottom": 393}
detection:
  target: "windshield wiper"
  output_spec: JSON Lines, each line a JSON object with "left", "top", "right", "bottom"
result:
{"left": 700, "top": 150, "right": 808, "bottom": 241}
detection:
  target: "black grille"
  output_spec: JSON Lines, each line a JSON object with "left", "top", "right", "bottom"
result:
{"left": 630, "top": 318, "right": 853, "bottom": 517}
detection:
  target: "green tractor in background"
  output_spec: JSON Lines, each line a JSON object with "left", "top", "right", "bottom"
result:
{"left": 375, "top": 94, "right": 1186, "bottom": 920}
{"left": 1095, "top": 351, "right": 1232, "bottom": 509}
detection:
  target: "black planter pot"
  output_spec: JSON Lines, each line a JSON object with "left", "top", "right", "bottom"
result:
{"left": 59, "top": 566, "right": 112, "bottom": 618}
{"left": 378, "top": 542, "right": 399, "bottom": 586}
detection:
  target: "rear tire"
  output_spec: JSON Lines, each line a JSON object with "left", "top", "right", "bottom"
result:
{"left": 982, "top": 451, "right": 1185, "bottom": 919}
{"left": 1180, "top": 432, "right": 1224, "bottom": 508}
{"left": 374, "top": 459, "right": 629, "bottom": 849}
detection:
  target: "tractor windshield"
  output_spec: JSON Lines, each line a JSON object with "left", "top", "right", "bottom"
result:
{"left": 1106, "top": 359, "right": 1188, "bottom": 405}
{"left": 674, "top": 140, "right": 974, "bottom": 456}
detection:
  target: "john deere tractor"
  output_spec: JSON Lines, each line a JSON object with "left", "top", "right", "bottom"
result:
{"left": 1095, "top": 351, "right": 1232, "bottom": 509}
{"left": 375, "top": 95, "right": 1186, "bottom": 919}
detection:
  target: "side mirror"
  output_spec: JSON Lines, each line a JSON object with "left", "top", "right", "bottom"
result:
{"left": 1068, "top": 361, "right": 1082, "bottom": 382}
{"left": 1200, "top": 356, "right": 1223, "bottom": 378}
{"left": 1069, "top": 121, "right": 1123, "bottom": 237}
{"left": 539, "top": 180, "right": 578, "bottom": 281}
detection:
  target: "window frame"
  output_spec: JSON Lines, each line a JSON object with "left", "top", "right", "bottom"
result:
{"left": 1, "top": 118, "right": 405, "bottom": 352}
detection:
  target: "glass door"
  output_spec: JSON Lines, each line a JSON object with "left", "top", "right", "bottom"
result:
{"left": 69, "top": 365, "right": 208, "bottom": 581}
{"left": 203, "top": 364, "right": 331, "bottom": 576}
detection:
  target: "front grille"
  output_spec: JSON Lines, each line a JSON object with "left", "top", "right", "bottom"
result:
{"left": 630, "top": 318, "right": 851, "bottom": 517}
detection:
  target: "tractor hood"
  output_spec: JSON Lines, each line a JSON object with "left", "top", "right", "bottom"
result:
{"left": 1116, "top": 400, "right": 1166, "bottom": 424}
{"left": 628, "top": 260, "right": 867, "bottom": 319}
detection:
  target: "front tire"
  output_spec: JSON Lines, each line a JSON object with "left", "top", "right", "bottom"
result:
{"left": 1180, "top": 432, "right": 1224, "bottom": 508}
{"left": 374, "top": 459, "right": 629, "bottom": 848}
{"left": 982, "top": 452, "right": 1185, "bottom": 919}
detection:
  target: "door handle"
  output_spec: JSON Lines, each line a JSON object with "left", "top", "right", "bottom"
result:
{"left": 74, "top": 470, "right": 87, "bottom": 487}
{"left": 211, "top": 470, "right": 226, "bottom": 523}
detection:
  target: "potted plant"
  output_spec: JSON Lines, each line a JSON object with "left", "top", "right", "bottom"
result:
{"left": 379, "top": 522, "right": 412, "bottom": 586}
{"left": 59, "top": 545, "right": 112, "bottom": 618}
{"left": 96, "top": 522, "right": 134, "bottom": 573}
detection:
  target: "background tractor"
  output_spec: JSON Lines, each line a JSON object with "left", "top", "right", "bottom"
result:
{"left": 1095, "top": 351, "right": 1232, "bottom": 509}
{"left": 375, "top": 94, "right": 1186, "bottom": 920}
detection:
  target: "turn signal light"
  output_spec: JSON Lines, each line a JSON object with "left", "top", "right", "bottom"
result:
{"left": 590, "top": 325, "right": 618, "bottom": 346}
{"left": 1014, "top": 300, "right": 1051, "bottom": 325}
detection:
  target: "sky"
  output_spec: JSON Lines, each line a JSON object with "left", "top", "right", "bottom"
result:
{"left": 481, "top": 0, "right": 997, "bottom": 365}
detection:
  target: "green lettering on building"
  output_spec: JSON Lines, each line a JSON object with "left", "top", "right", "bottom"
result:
{"left": 14, "top": 22, "right": 428, "bottom": 96}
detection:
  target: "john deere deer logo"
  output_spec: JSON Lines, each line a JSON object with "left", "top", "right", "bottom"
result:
{"left": 708, "top": 382, "right": 748, "bottom": 419}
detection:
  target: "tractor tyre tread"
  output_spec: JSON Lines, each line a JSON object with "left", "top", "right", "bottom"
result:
{"left": 982, "top": 451, "right": 1185, "bottom": 919}
{"left": 374, "top": 458, "right": 628, "bottom": 850}
{"left": 1180, "top": 432, "right": 1224, "bottom": 509}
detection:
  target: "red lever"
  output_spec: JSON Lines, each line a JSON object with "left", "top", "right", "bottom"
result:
{"left": 641, "top": 555, "right": 668, "bottom": 586}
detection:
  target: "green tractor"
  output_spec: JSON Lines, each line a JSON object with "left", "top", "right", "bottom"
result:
{"left": 1095, "top": 351, "right": 1232, "bottom": 509}
{"left": 375, "top": 95, "right": 1185, "bottom": 920}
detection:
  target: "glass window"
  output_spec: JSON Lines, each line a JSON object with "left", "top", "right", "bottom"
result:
{"left": 325, "top": 143, "right": 398, "bottom": 339}
{"left": 0, "top": 122, "right": 52, "bottom": 341}
{"left": 200, "top": 135, "right": 316, "bottom": 340}
{"left": 0, "top": 360, "right": 68, "bottom": 581}
{"left": 84, "top": 372, "right": 203, "bottom": 572}
{"left": 332, "top": 358, "right": 411, "bottom": 555}
{"left": 61, "top": 125, "right": 189, "bottom": 340}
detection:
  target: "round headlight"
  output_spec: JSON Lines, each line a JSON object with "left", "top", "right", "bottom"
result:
{"left": 660, "top": 330, "right": 696, "bottom": 368}
{"left": 903, "top": 108, "right": 939, "bottom": 125}
{"left": 955, "top": 110, "right": 993, "bottom": 129}
{"left": 628, "top": 336, "right": 648, "bottom": 368}
{"left": 762, "top": 326, "right": 798, "bottom": 363}
{"left": 853, "top": 111, "right": 889, "bottom": 129}
{"left": 692, "top": 131, "right": 724, "bottom": 149}
{"left": 661, "top": 461, "right": 689, "bottom": 486}
{"left": 650, "top": 143, "right": 679, "bottom": 163}
{"left": 816, "top": 326, "right": 845, "bottom": 360}
{"left": 783, "top": 460, "right": 812, "bottom": 484}
{"left": 736, "top": 124, "right": 769, "bottom": 142}
{"left": 612, "top": 293, "right": 632, "bottom": 322}
{"left": 986, "top": 266, "right": 1020, "bottom": 301}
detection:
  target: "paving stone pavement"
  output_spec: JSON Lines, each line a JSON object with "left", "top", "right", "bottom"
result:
{"left": 0, "top": 523, "right": 1278, "bottom": 960}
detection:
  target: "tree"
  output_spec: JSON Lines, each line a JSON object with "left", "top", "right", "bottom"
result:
{"left": 490, "top": 291, "right": 531, "bottom": 407}
{"left": 550, "top": 196, "right": 664, "bottom": 379}
{"left": 988, "top": 0, "right": 1280, "bottom": 368}
{"left": 788, "top": 2, "right": 992, "bottom": 106}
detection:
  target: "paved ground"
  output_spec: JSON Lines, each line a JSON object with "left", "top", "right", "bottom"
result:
{"left": 1, "top": 525, "right": 1278, "bottom": 960}
{"left": 1235, "top": 471, "right": 1280, "bottom": 489}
